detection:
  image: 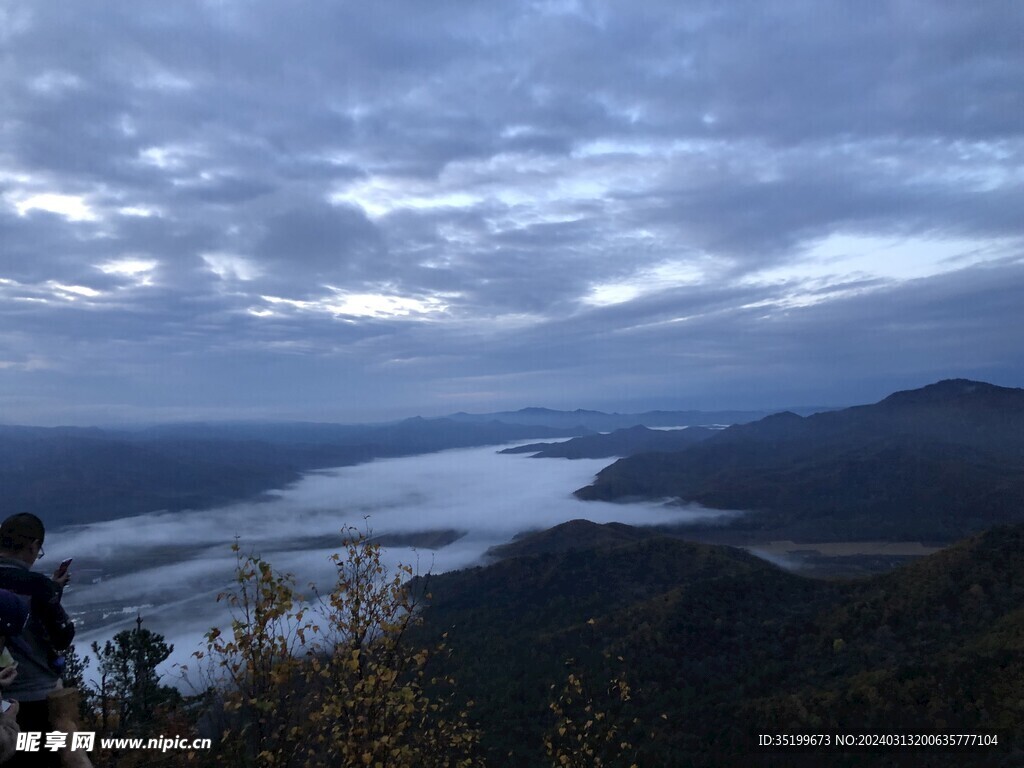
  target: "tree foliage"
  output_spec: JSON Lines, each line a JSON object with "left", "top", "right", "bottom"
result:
{"left": 75, "top": 530, "right": 655, "bottom": 768}
{"left": 194, "top": 529, "right": 483, "bottom": 768}
{"left": 90, "top": 617, "right": 179, "bottom": 734}
{"left": 544, "top": 663, "right": 640, "bottom": 768}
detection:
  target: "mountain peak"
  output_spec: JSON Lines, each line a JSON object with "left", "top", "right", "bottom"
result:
{"left": 880, "top": 379, "right": 1023, "bottom": 408}
{"left": 485, "top": 519, "right": 662, "bottom": 560}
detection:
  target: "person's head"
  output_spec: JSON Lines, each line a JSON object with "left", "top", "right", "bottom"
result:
{"left": 0, "top": 513, "right": 46, "bottom": 566}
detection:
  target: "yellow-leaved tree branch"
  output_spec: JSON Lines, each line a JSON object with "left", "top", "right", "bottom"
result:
{"left": 189, "top": 528, "right": 483, "bottom": 768}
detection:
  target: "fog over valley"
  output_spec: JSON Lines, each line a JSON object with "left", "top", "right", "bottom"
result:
{"left": 54, "top": 442, "right": 733, "bottom": 677}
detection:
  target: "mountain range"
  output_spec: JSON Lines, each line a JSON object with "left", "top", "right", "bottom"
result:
{"left": 499, "top": 424, "right": 719, "bottom": 458}
{"left": 575, "top": 379, "right": 1024, "bottom": 542}
{"left": 0, "top": 403, "right": 808, "bottom": 528}
{"left": 0, "top": 418, "right": 589, "bottom": 526}
{"left": 444, "top": 406, "right": 824, "bottom": 431}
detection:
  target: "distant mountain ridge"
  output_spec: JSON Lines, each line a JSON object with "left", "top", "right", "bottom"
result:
{"left": 444, "top": 406, "right": 827, "bottom": 431}
{"left": 0, "top": 418, "right": 588, "bottom": 527}
{"left": 499, "top": 424, "right": 719, "bottom": 458}
{"left": 576, "top": 379, "right": 1024, "bottom": 541}
{"left": 0, "top": 400, "right": 833, "bottom": 527}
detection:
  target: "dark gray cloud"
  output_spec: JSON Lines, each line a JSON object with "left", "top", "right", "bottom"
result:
{"left": 254, "top": 202, "right": 386, "bottom": 290}
{"left": 1, "top": 1, "right": 1022, "bottom": 423}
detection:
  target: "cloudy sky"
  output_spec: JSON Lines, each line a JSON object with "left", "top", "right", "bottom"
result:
{"left": 2, "top": 1, "right": 1022, "bottom": 425}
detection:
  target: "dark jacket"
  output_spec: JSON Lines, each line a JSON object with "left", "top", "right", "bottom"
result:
{"left": 0, "top": 556, "right": 75, "bottom": 702}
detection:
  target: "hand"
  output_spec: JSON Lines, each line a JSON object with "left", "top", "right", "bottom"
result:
{"left": 52, "top": 569, "right": 71, "bottom": 588}
{"left": 1, "top": 699, "right": 19, "bottom": 721}
{"left": 0, "top": 664, "right": 17, "bottom": 687}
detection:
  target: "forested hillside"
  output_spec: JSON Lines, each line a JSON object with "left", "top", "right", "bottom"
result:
{"left": 576, "top": 380, "right": 1024, "bottom": 541}
{"left": 414, "top": 521, "right": 1024, "bottom": 766}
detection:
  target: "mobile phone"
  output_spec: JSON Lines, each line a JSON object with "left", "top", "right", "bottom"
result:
{"left": 55, "top": 558, "right": 73, "bottom": 577}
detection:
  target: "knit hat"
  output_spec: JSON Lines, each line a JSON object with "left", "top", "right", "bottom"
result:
{"left": 0, "top": 589, "right": 29, "bottom": 637}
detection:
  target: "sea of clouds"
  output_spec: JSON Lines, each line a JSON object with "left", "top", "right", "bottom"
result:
{"left": 50, "top": 442, "right": 734, "bottom": 682}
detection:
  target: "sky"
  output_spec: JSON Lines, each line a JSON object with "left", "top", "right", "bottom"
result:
{"left": 1, "top": 1, "right": 1023, "bottom": 425}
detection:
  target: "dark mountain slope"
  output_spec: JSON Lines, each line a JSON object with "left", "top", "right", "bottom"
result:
{"left": 749, "top": 525, "right": 1024, "bottom": 759}
{"left": 576, "top": 380, "right": 1024, "bottom": 541}
{"left": 0, "top": 419, "right": 587, "bottom": 526}
{"left": 132, "top": 417, "right": 590, "bottom": 451}
{"left": 483, "top": 518, "right": 665, "bottom": 559}
{"left": 0, "top": 431, "right": 368, "bottom": 527}
{"left": 707, "top": 379, "right": 1024, "bottom": 456}
{"left": 416, "top": 523, "right": 1024, "bottom": 766}
{"left": 415, "top": 536, "right": 831, "bottom": 765}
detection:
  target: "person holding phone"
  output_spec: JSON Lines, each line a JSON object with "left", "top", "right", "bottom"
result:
{"left": 0, "top": 514, "right": 75, "bottom": 768}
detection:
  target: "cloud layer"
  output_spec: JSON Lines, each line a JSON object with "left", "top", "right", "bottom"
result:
{"left": 59, "top": 443, "right": 732, "bottom": 677}
{"left": 1, "top": 2, "right": 1023, "bottom": 421}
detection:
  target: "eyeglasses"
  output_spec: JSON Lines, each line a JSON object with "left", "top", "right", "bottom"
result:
{"left": 36, "top": 541, "right": 44, "bottom": 559}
